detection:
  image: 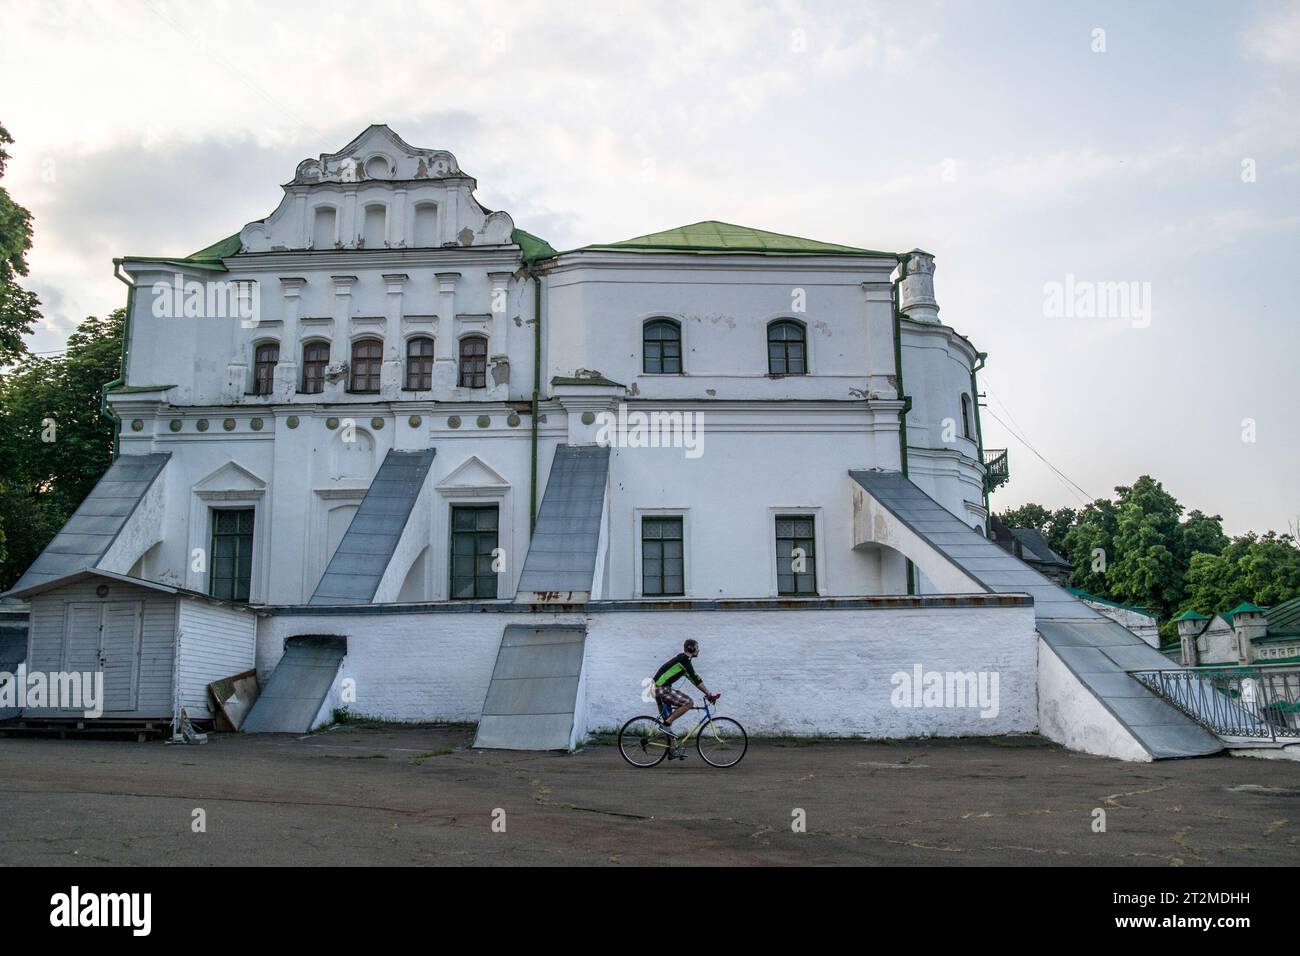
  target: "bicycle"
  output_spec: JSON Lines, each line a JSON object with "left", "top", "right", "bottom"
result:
{"left": 618, "top": 694, "right": 748, "bottom": 768}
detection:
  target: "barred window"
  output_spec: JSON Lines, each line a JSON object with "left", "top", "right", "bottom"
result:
{"left": 775, "top": 514, "right": 816, "bottom": 595}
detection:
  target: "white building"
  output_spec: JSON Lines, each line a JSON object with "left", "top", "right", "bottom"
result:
{"left": 2, "top": 127, "right": 1226, "bottom": 761}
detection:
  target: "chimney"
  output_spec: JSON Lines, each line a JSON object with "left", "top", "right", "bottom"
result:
{"left": 898, "top": 249, "right": 940, "bottom": 324}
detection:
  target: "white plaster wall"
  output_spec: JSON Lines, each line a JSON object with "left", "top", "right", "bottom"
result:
{"left": 1082, "top": 601, "right": 1160, "bottom": 648}
{"left": 1036, "top": 638, "right": 1151, "bottom": 762}
{"left": 257, "top": 602, "right": 1038, "bottom": 739}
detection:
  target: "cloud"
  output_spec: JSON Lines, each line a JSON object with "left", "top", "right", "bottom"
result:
{"left": 1243, "top": 5, "right": 1300, "bottom": 66}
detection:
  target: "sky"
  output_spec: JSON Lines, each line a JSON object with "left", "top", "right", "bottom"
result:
{"left": 1, "top": 0, "right": 1297, "bottom": 535}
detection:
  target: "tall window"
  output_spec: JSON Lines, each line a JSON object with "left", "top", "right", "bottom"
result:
{"left": 301, "top": 341, "right": 329, "bottom": 394}
{"left": 960, "top": 393, "right": 974, "bottom": 440}
{"left": 642, "top": 516, "right": 684, "bottom": 596}
{"left": 767, "top": 320, "right": 807, "bottom": 376}
{"left": 362, "top": 203, "right": 386, "bottom": 247}
{"left": 450, "top": 505, "right": 498, "bottom": 599}
{"left": 252, "top": 343, "right": 278, "bottom": 395}
{"left": 210, "top": 508, "right": 255, "bottom": 602}
{"left": 405, "top": 336, "right": 434, "bottom": 390}
{"left": 459, "top": 335, "right": 487, "bottom": 388}
{"left": 643, "top": 319, "right": 682, "bottom": 374}
{"left": 775, "top": 514, "right": 817, "bottom": 595}
{"left": 312, "top": 206, "right": 336, "bottom": 249}
{"left": 350, "top": 338, "right": 382, "bottom": 392}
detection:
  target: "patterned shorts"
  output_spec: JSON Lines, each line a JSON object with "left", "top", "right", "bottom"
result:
{"left": 654, "top": 686, "right": 692, "bottom": 713}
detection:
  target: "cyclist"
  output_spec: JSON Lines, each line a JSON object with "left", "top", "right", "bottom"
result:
{"left": 653, "top": 639, "right": 719, "bottom": 757}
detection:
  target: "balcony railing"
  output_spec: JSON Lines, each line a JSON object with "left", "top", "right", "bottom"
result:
{"left": 1129, "top": 666, "right": 1300, "bottom": 741}
{"left": 982, "top": 448, "right": 1010, "bottom": 494}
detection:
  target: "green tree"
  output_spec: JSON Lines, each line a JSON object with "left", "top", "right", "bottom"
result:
{"left": 1063, "top": 497, "right": 1118, "bottom": 597}
{"left": 1182, "top": 532, "right": 1300, "bottom": 614}
{"left": 0, "top": 309, "right": 123, "bottom": 590}
{"left": 1106, "top": 476, "right": 1184, "bottom": 617}
{"left": 0, "top": 123, "right": 40, "bottom": 364}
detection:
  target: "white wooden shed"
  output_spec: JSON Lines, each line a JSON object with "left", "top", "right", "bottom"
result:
{"left": 3, "top": 569, "right": 257, "bottom": 724}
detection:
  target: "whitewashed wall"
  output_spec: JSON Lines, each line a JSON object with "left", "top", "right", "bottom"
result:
{"left": 256, "top": 600, "right": 1037, "bottom": 739}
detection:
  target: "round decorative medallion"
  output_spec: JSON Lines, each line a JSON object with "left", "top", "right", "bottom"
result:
{"left": 169, "top": 419, "right": 182, "bottom": 432}
{"left": 250, "top": 417, "right": 264, "bottom": 431}
{"left": 326, "top": 417, "right": 339, "bottom": 430}
{"left": 447, "top": 415, "right": 461, "bottom": 429}
{"left": 408, "top": 415, "right": 422, "bottom": 428}
{"left": 130, "top": 419, "right": 144, "bottom": 432}
{"left": 222, "top": 418, "right": 236, "bottom": 431}
{"left": 581, "top": 411, "right": 596, "bottom": 425}
{"left": 476, "top": 415, "right": 490, "bottom": 428}
{"left": 506, "top": 413, "right": 520, "bottom": 427}
{"left": 196, "top": 419, "right": 210, "bottom": 432}
{"left": 286, "top": 416, "right": 300, "bottom": 429}
{"left": 371, "top": 417, "right": 384, "bottom": 430}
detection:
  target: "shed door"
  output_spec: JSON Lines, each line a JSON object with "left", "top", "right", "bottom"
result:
{"left": 62, "top": 600, "right": 142, "bottom": 713}
{"left": 100, "top": 601, "right": 142, "bottom": 712}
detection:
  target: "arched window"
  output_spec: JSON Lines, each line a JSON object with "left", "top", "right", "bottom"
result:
{"left": 405, "top": 336, "right": 434, "bottom": 390}
{"left": 960, "top": 393, "right": 974, "bottom": 440}
{"left": 301, "top": 340, "right": 329, "bottom": 394}
{"left": 253, "top": 342, "right": 278, "bottom": 395}
{"left": 643, "top": 319, "right": 682, "bottom": 374}
{"left": 350, "top": 338, "right": 382, "bottom": 393}
{"left": 767, "top": 320, "right": 806, "bottom": 375}
{"left": 459, "top": 335, "right": 488, "bottom": 388}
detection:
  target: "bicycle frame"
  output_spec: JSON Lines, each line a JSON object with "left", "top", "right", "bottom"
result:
{"left": 658, "top": 698, "right": 721, "bottom": 746}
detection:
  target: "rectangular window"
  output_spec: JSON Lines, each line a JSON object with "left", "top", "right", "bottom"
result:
{"left": 775, "top": 514, "right": 816, "bottom": 596}
{"left": 450, "top": 505, "right": 498, "bottom": 599}
{"left": 210, "top": 508, "right": 255, "bottom": 601}
{"left": 641, "top": 516, "right": 684, "bottom": 596}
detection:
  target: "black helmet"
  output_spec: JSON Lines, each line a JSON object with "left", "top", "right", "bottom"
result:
{"left": 684, "top": 639, "right": 699, "bottom": 654}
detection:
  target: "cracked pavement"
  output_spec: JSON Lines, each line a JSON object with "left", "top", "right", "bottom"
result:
{"left": 1, "top": 727, "right": 1298, "bottom": 866}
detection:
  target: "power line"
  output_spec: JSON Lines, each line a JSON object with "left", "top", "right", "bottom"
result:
{"left": 982, "top": 405, "right": 1095, "bottom": 506}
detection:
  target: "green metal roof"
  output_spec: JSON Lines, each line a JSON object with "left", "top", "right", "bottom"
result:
{"left": 1265, "top": 594, "right": 1300, "bottom": 637}
{"left": 1172, "top": 610, "right": 1209, "bottom": 622}
{"left": 1228, "top": 601, "right": 1266, "bottom": 615}
{"left": 511, "top": 228, "right": 557, "bottom": 266}
{"left": 119, "top": 232, "right": 241, "bottom": 273}
{"left": 578, "top": 220, "right": 898, "bottom": 258}
{"left": 1068, "top": 587, "right": 1157, "bottom": 619}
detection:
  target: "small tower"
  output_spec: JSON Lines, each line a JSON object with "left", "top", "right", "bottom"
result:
{"left": 1172, "top": 610, "right": 1208, "bottom": 666}
{"left": 1226, "top": 602, "right": 1268, "bottom": 664}
{"left": 898, "top": 249, "right": 940, "bottom": 324}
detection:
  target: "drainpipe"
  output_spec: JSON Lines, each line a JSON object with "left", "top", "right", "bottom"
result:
{"left": 527, "top": 264, "right": 542, "bottom": 533}
{"left": 971, "top": 351, "right": 989, "bottom": 536}
{"left": 105, "top": 259, "right": 136, "bottom": 460}
{"left": 891, "top": 258, "right": 915, "bottom": 595}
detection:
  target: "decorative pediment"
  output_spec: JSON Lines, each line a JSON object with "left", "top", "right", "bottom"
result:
{"left": 194, "top": 461, "right": 267, "bottom": 494}
{"left": 436, "top": 456, "right": 509, "bottom": 492}
{"left": 292, "top": 125, "right": 464, "bottom": 185}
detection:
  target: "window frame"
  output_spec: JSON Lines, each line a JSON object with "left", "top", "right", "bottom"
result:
{"left": 458, "top": 334, "right": 488, "bottom": 389}
{"left": 448, "top": 503, "right": 499, "bottom": 600}
{"left": 252, "top": 341, "right": 279, "bottom": 396}
{"left": 349, "top": 337, "right": 383, "bottom": 393}
{"left": 772, "top": 510, "right": 820, "bottom": 596}
{"left": 301, "top": 339, "right": 330, "bottom": 394}
{"left": 642, "top": 318, "right": 683, "bottom": 375}
{"left": 404, "top": 335, "right": 435, "bottom": 391}
{"left": 767, "top": 319, "right": 808, "bottom": 376}
{"left": 640, "top": 514, "right": 686, "bottom": 597}
{"left": 209, "top": 506, "right": 255, "bottom": 602}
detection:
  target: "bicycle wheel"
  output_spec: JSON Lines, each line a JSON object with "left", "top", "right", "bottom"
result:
{"left": 697, "top": 716, "right": 748, "bottom": 768}
{"left": 619, "top": 715, "right": 672, "bottom": 768}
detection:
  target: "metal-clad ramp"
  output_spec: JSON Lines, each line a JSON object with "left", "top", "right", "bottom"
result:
{"left": 6, "top": 453, "right": 170, "bottom": 594}
{"left": 242, "top": 636, "right": 346, "bottom": 733}
{"left": 309, "top": 449, "right": 435, "bottom": 605}
{"left": 473, "top": 625, "right": 586, "bottom": 750}
{"left": 849, "top": 469, "right": 1221, "bottom": 759}
{"left": 516, "top": 445, "right": 609, "bottom": 600}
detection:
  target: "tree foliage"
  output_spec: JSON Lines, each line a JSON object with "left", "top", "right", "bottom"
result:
{"left": 0, "top": 123, "right": 40, "bottom": 364}
{"left": 0, "top": 309, "right": 123, "bottom": 589}
{"left": 1000, "top": 476, "right": 1298, "bottom": 622}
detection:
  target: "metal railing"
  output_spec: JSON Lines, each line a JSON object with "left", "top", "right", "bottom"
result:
{"left": 1129, "top": 666, "right": 1300, "bottom": 741}
{"left": 982, "top": 448, "right": 1010, "bottom": 494}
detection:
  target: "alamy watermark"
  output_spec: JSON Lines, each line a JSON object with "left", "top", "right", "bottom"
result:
{"left": 151, "top": 274, "right": 260, "bottom": 327}
{"left": 0, "top": 665, "right": 103, "bottom": 718}
{"left": 890, "top": 664, "right": 1000, "bottom": 718}
{"left": 1043, "top": 274, "right": 1151, "bottom": 328}
{"left": 594, "top": 403, "right": 704, "bottom": 459}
